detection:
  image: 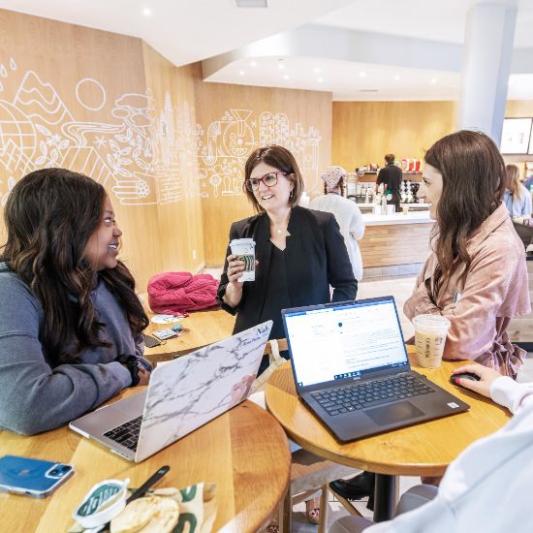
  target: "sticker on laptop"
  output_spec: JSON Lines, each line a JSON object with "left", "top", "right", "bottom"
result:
{"left": 447, "top": 402, "right": 460, "bottom": 409}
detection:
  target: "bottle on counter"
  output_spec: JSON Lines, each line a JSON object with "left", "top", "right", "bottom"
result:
{"left": 381, "top": 190, "right": 387, "bottom": 211}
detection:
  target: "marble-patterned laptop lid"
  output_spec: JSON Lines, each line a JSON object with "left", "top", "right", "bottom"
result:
{"left": 135, "top": 320, "right": 273, "bottom": 461}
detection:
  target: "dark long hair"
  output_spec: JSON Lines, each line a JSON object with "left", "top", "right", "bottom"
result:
{"left": 0, "top": 168, "right": 148, "bottom": 364}
{"left": 425, "top": 131, "right": 505, "bottom": 302}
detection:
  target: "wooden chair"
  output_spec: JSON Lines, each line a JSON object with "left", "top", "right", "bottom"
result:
{"left": 254, "top": 339, "right": 361, "bottom": 532}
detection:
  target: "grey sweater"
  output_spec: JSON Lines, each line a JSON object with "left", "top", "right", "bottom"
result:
{"left": 0, "top": 262, "right": 150, "bottom": 435}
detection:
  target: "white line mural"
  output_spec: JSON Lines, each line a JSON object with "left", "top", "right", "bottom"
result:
{"left": 196, "top": 108, "right": 321, "bottom": 198}
{"left": 0, "top": 56, "right": 323, "bottom": 207}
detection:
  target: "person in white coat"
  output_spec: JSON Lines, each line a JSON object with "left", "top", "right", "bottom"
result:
{"left": 330, "top": 363, "right": 533, "bottom": 532}
{"left": 310, "top": 166, "right": 365, "bottom": 281}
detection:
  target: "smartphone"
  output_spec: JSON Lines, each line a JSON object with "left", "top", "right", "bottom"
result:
{"left": 143, "top": 333, "right": 162, "bottom": 348}
{"left": 153, "top": 328, "right": 178, "bottom": 341}
{"left": 0, "top": 455, "right": 74, "bottom": 498}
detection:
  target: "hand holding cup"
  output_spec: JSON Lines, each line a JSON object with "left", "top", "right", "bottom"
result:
{"left": 226, "top": 254, "right": 246, "bottom": 285}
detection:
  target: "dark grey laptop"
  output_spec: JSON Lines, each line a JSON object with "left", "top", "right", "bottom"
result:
{"left": 282, "top": 296, "right": 469, "bottom": 442}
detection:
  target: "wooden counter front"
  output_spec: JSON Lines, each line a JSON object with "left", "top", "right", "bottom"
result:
{"left": 360, "top": 220, "right": 433, "bottom": 269}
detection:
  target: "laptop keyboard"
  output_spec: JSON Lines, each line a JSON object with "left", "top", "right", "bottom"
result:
{"left": 103, "top": 416, "right": 142, "bottom": 450}
{"left": 311, "top": 374, "right": 434, "bottom": 417}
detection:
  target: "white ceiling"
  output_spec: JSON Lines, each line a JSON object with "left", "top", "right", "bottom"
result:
{"left": 210, "top": 56, "right": 463, "bottom": 101}
{"left": 319, "top": 0, "right": 533, "bottom": 47}
{"left": 1, "top": 0, "right": 533, "bottom": 101}
{"left": 0, "top": 0, "right": 353, "bottom": 65}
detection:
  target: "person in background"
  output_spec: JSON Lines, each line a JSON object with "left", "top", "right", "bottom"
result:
{"left": 503, "top": 164, "right": 532, "bottom": 218}
{"left": 376, "top": 153, "right": 402, "bottom": 212}
{"left": 522, "top": 173, "right": 533, "bottom": 191}
{"left": 331, "top": 130, "right": 530, "bottom": 504}
{"left": 330, "top": 364, "right": 533, "bottom": 532}
{"left": 0, "top": 168, "right": 151, "bottom": 435}
{"left": 217, "top": 145, "right": 356, "bottom": 525}
{"left": 310, "top": 166, "right": 365, "bottom": 281}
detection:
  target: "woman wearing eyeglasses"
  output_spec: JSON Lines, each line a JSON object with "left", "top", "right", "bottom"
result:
{"left": 218, "top": 144, "right": 357, "bottom": 358}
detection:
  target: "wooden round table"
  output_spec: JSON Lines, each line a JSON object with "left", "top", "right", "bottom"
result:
{"left": 144, "top": 309, "right": 236, "bottom": 364}
{"left": 265, "top": 347, "right": 510, "bottom": 521}
{"left": 0, "top": 398, "right": 290, "bottom": 533}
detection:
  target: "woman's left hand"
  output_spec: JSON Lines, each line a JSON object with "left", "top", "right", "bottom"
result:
{"left": 137, "top": 366, "right": 151, "bottom": 386}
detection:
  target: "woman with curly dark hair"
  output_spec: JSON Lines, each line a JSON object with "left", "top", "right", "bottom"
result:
{"left": 0, "top": 168, "right": 151, "bottom": 435}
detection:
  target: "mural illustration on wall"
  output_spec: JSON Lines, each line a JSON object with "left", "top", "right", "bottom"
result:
{"left": 0, "top": 56, "right": 323, "bottom": 207}
{"left": 196, "top": 108, "right": 322, "bottom": 198}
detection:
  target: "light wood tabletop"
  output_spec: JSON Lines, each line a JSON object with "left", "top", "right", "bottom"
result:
{"left": 0, "top": 392, "right": 290, "bottom": 533}
{"left": 143, "top": 309, "right": 236, "bottom": 364}
{"left": 265, "top": 346, "right": 510, "bottom": 478}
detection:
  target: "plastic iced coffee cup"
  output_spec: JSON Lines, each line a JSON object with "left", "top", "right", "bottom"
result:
{"left": 230, "top": 238, "right": 256, "bottom": 282}
{"left": 413, "top": 314, "right": 450, "bottom": 368}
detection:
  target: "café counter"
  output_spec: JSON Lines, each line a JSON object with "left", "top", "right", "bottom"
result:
{"left": 360, "top": 211, "right": 434, "bottom": 274}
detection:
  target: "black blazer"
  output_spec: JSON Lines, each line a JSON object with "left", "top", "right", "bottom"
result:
{"left": 217, "top": 206, "right": 357, "bottom": 334}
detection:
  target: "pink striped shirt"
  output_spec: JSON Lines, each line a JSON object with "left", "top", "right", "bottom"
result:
{"left": 404, "top": 203, "right": 530, "bottom": 377}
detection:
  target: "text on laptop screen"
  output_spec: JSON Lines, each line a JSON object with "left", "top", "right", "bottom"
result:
{"left": 284, "top": 299, "right": 408, "bottom": 387}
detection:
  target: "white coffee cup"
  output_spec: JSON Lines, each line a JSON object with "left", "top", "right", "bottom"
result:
{"left": 413, "top": 314, "right": 450, "bottom": 368}
{"left": 230, "top": 238, "right": 256, "bottom": 282}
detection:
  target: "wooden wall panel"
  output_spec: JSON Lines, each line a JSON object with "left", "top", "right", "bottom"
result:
{"left": 360, "top": 223, "right": 433, "bottom": 268}
{"left": 0, "top": 10, "right": 204, "bottom": 291}
{"left": 0, "top": 9, "right": 160, "bottom": 289}
{"left": 142, "top": 44, "right": 205, "bottom": 275}
{"left": 505, "top": 100, "right": 533, "bottom": 117}
{"left": 332, "top": 101, "right": 456, "bottom": 171}
{"left": 194, "top": 77, "right": 332, "bottom": 265}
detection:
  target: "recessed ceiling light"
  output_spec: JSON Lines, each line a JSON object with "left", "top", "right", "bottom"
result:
{"left": 283, "top": 74, "right": 290, "bottom": 80}
{"left": 317, "top": 77, "right": 324, "bottom": 83}
{"left": 142, "top": 7, "right": 152, "bottom": 16}
{"left": 278, "top": 61, "right": 285, "bottom": 70}
{"left": 359, "top": 71, "right": 367, "bottom": 78}
{"left": 430, "top": 77, "right": 437, "bottom": 84}
{"left": 313, "top": 67, "right": 321, "bottom": 74}
{"left": 249, "top": 60, "right": 257, "bottom": 67}
{"left": 239, "top": 70, "right": 245, "bottom": 76}
{"left": 235, "top": 0, "right": 268, "bottom": 7}
{"left": 394, "top": 74, "right": 400, "bottom": 81}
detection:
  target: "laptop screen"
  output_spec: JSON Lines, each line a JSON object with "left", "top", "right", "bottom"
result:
{"left": 282, "top": 297, "right": 409, "bottom": 388}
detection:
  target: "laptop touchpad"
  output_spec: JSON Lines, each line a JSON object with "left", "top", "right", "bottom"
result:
{"left": 365, "top": 401, "right": 424, "bottom": 426}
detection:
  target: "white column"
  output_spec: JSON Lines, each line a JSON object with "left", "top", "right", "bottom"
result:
{"left": 458, "top": 0, "right": 518, "bottom": 143}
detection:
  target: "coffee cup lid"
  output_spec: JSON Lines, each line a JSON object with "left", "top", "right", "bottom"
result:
{"left": 413, "top": 314, "right": 450, "bottom": 331}
{"left": 230, "top": 238, "right": 255, "bottom": 245}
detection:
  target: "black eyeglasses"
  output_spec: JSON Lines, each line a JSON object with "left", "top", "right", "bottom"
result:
{"left": 245, "top": 171, "right": 286, "bottom": 191}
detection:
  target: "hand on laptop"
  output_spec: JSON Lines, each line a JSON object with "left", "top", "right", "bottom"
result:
{"left": 138, "top": 366, "right": 151, "bottom": 386}
{"left": 451, "top": 364, "right": 501, "bottom": 398}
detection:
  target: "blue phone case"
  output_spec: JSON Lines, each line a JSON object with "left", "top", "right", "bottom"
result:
{"left": 0, "top": 455, "right": 74, "bottom": 497}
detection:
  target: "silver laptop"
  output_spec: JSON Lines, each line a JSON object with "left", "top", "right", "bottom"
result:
{"left": 69, "top": 321, "right": 272, "bottom": 462}
{"left": 282, "top": 297, "right": 469, "bottom": 442}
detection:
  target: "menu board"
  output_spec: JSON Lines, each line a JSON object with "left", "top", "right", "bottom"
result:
{"left": 500, "top": 118, "right": 532, "bottom": 154}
